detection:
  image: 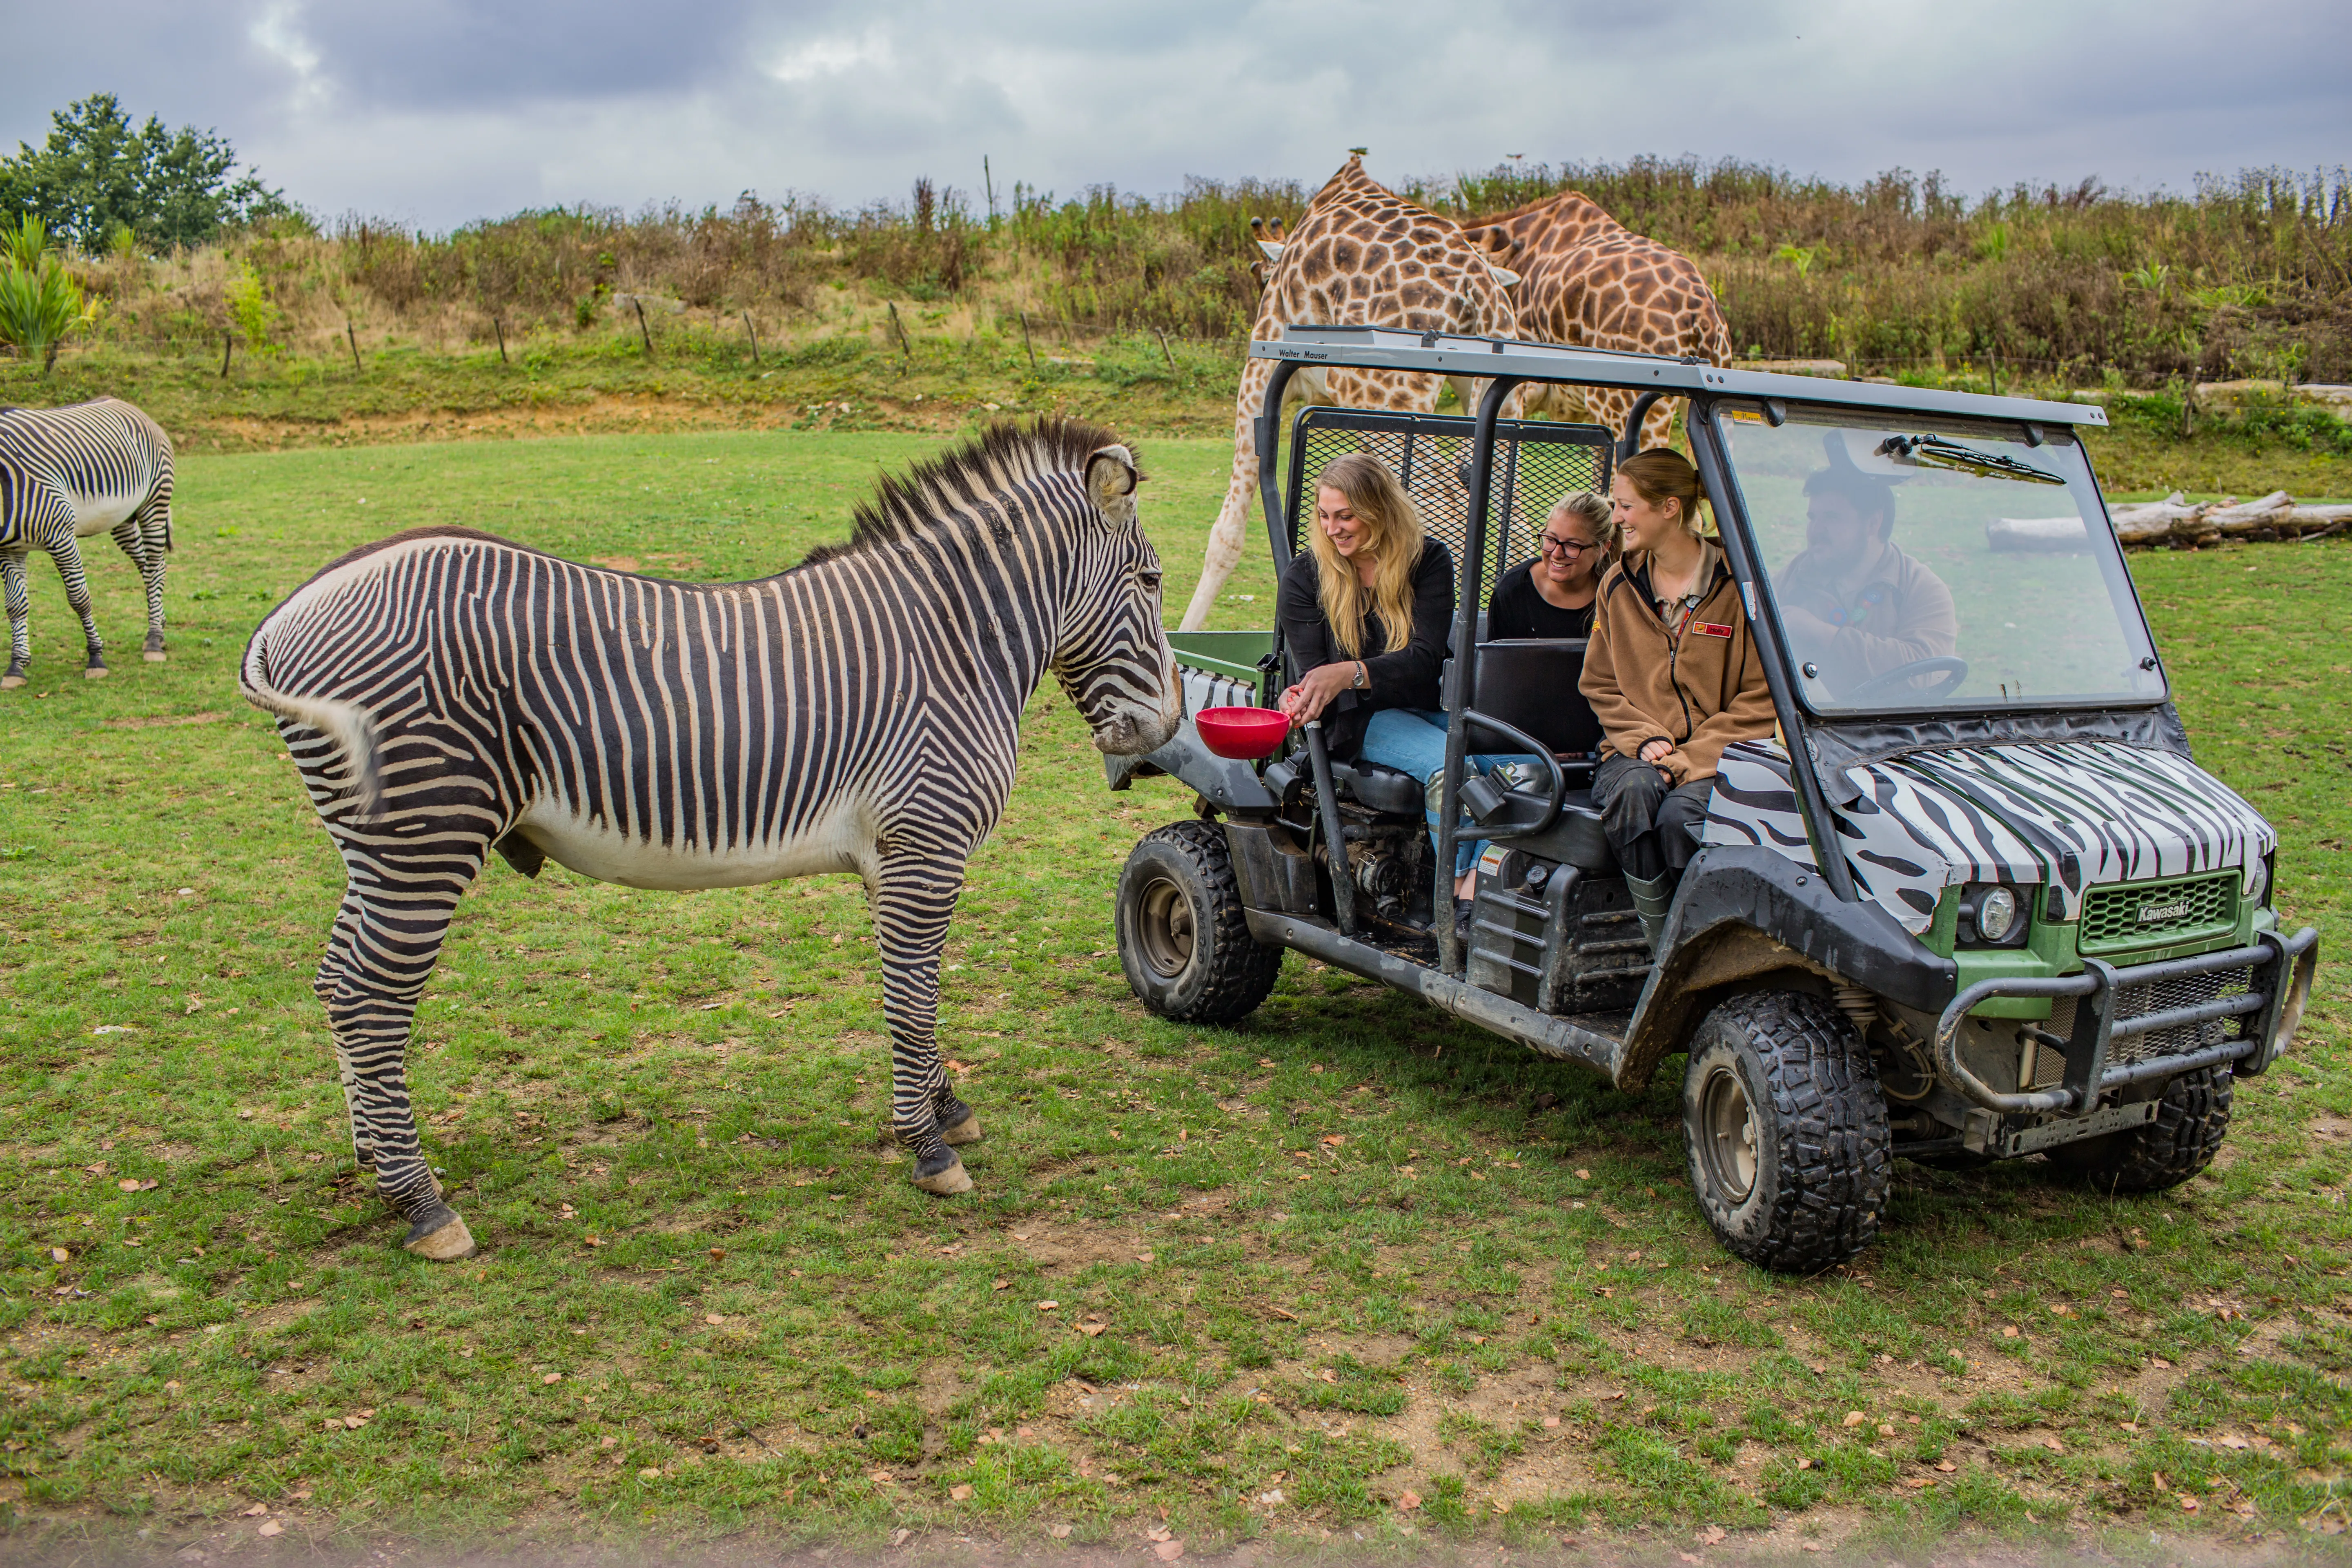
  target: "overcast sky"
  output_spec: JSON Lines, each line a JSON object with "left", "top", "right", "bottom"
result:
{"left": 4, "top": 0, "right": 2345, "bottom": 230}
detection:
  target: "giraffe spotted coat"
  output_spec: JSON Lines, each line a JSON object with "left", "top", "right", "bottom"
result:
{"left": 1178, "top": 155, "right": 1518, "bottom": 630}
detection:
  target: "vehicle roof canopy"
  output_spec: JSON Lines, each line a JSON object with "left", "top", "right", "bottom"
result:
{"left": 1254, "top": 325, "right": 2109, "bottom": 429}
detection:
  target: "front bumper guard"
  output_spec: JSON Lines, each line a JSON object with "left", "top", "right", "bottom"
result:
{"left": 1932, "top": 926, "right": 2319, "bottom": 1117}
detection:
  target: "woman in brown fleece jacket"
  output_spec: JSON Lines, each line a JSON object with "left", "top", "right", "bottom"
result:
{"left": 1577, "top": 449, "right": 1777, "bottom": 947}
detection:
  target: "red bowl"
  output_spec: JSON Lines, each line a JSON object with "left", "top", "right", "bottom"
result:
{"left": 1194, "top": 706, "right": 1290, "bottom": 761}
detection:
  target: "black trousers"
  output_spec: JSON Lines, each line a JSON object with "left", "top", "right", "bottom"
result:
{"left": 1594, "top": 753, "right": 1715, "bottom": 882}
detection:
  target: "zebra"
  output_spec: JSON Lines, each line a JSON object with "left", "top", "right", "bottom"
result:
{"left": 0, "top": 396, "right": 176, "bottom": 688}
{"left": 239, "top": 419, "right": 1180, "bottom": 1260}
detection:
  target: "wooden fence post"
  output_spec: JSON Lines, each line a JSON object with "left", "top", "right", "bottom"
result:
{"left": 633, "top": 297, "right": 653, "bottom": 355}
{"left": 493, "top": 317, "right": 508, "bottom": 365}
{"left": 1019, "top": 310, "right": 1036, "bottom": 370}
{"left": 886, "top": 301, "right": 912, "bottom": 363}
{"left": 1154, "top": 327, "right": 1176, "bottom": 373}
{"left": 742, "top": 310, "right": 761, "bottom": 366}
{"left": 220, "top": 330, "right": 232, "bottom": 378}
{"left": 346, "top": 321, "right": 362, "bottom": 373}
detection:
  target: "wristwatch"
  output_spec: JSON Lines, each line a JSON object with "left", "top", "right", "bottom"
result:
{"left": 1350, "top": 662, "right": 1368, "bottom": 690}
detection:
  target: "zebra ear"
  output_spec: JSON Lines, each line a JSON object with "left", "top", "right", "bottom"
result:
{"left": 1085, "top": 445, "right": 1139, "bottom": 511}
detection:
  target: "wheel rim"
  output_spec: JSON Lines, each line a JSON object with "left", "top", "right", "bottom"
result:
{"left": 1697, "top": 1063, "right": 1759, "bottom": 1204}
{"left": 1134, "top": 875, "right": 1196, "bottom": 979}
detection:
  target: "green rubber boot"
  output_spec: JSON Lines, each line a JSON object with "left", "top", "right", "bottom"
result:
{"left": 1625, "top": 871, "right": 1676, "bottom": 955}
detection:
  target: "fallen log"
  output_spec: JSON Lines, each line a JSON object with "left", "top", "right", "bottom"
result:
{"left": 2207, "top": 490, "right": 2295, "bottom": 535}
{"left": 2108, "top": 492, "right": 2209, "bottom": 546}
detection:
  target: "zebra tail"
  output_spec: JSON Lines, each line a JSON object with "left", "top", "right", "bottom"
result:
{"left": 238, "top": 621, "right": 383, "bottom": 815}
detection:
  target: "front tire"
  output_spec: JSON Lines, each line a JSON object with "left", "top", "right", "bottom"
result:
{"left": 1682, "top": 991, "right": 1891, "bottom": 1273}
{"left": 2044, "top": 1066, "right": 2232, "bottom": 1194}
{"left": 1116, "top": 821, "right": 1283, "bottom": 1025}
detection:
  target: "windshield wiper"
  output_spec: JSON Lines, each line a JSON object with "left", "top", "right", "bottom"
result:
{"left": 1875, "top": 433, "right": 2063, "bottom": 485}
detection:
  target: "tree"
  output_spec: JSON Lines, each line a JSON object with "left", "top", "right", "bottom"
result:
{"left": 0, "top": 93, "right": 298, "bottom": 252}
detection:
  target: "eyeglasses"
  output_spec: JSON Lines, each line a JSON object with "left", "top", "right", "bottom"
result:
{"left": 1537, "top": 534, "right": 1597, "bottom": 557}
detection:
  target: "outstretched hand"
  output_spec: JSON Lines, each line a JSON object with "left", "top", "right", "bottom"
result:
{"left": 1278, "top": 662, "right": 1358, "bottom": 728}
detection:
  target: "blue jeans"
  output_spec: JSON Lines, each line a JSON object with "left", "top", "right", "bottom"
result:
{"left": 1360, "top": 708, "right": 1537, "bottom": 877}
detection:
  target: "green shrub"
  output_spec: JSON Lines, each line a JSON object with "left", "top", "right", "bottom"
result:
{"left": 0, "top": 215, "right": 98, "bottom": 371}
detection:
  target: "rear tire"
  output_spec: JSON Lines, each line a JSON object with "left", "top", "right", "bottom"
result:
{"left": 1116, "top": 821, "right": 1283, "bottom": 1025}
{"left": 1682, "top": 991, "right": 1891, "bottom": 1273}
{"left": 2044, "top": 1066, "right": 2232, "bottom": 1194}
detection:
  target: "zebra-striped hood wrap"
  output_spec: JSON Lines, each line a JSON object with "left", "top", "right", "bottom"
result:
{"left": 1704, "top": 738, "right": 2275, "bottom": 933}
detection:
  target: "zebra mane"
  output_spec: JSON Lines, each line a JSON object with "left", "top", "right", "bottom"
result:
{"left": 801, "top": 417, "right": 1140, "bottom": 569}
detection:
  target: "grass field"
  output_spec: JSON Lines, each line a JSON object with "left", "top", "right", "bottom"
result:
{"left": 1, "top": 426, "right": 2348, "bottom": 1561}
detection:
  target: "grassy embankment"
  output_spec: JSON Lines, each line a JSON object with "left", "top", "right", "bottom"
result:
{"left": 0, "top": 430, "right": 2348, "bottom": 1558}
{"left": 5, "top": 328, "right": 2350, "bottom": 508}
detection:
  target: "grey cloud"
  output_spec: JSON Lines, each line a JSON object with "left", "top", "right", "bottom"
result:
{"left": 2, "top": 0, "right": 2344, "bottom": 231}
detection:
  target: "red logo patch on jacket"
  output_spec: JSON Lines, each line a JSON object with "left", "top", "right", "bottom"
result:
{"left": 1691, "top": 621, "right": 1734, "bottom": 638}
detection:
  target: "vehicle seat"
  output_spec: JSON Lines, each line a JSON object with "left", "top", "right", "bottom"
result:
{"left": 1499, "top": 785, "right": 1618, "bottom": 873}
{"left": 1327, "top": 759, "right": 1424, "bottom": 814}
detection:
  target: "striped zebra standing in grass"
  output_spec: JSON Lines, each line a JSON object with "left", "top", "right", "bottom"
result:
{"left": 0, "top": 397, "right": 175, "bottom": 688}
{"left": 241, "top": 419, "right": 1180, "bottom": 1259}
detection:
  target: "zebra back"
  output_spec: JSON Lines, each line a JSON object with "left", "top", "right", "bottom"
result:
{"left": 241, "top": 419, "right": 1176, "bottom": 859}
{"left": 0, "top": 397, "right": 174, "bottom": 549}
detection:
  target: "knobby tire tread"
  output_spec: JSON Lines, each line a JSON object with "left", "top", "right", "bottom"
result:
{"left": 1132, "top": 820, "right": 1282, "bottom": 1025}
{"left": 2049, "top": 1065, "right": 2232, "bottom": 1195}
{"left": 1699, "top": 991, "right": 1891, "bottom": 1274}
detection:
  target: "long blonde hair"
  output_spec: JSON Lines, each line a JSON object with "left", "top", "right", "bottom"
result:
{"left": 1309, "top": 453, "right": 1425, "bottom": 661}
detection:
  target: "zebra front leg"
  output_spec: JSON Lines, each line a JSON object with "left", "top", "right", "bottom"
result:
{"left": 0, "top": 549, "right": 28, "bottom": 687}
{"left": 871, "top": 849, "right": 977, "bottom": 1195}
{"left": 317, "top": 831, "right": 484, "bottom": 1257}
{"left": 42, "top": 532, "right": 105, "bottom": 678}
{"left": 114, "top": 512, "right": 169, "bottom": 661}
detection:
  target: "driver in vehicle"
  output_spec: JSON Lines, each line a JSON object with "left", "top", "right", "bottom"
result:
{"left": 1774, "top": 468, "right": 1957, "bottom": 699}
{"left": 1581, "top": 450, "right": 1777, "bottom": 951}
{"left": 1275, "top": 452, "right": 1523, "bottom": 913}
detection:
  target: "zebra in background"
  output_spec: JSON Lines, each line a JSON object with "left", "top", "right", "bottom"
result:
{"left": 0, "top": 397, "right": 176, "bottom": 688}
{"left": 241, "top": 419, "right": 1180, "bottom": 1260}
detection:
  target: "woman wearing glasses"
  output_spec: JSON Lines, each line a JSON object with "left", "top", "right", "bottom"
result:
{"left": 1488, "top": 492, "right": 1614, "bottom": 638}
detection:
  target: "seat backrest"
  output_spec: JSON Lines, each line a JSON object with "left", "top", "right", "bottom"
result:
{"left": 1284, "top": 408, "right": 1614, "bottom": 610}
{"left": 1470, "top": 638, "right": 1602, "bottom": 756}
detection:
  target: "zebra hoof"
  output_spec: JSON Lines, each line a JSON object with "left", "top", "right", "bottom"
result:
{"left": 143, "top": 651, "right": 167, "bottom": 663}
{"left": 84, "top": 666, "right": 109, "bottom": 680}
{"left": 402, "top": 1211, "right": 477, "bottom": 1261}
{"left": 0, "top": 675, "right": 23, "bottom": 690}
{"left": 941, "top": 1114, "right": 984, "bottom": 1147}
{"left": 912, "top": 1154, "right": 974, "bottom": 1197}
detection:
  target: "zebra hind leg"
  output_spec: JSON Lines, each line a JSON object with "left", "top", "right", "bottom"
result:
{"left": 115, "top": 511, "right": 169, "bottom": 661}
{"left": 872, "top": 850, "right": 977, "bottom": 1195}
{"left": 317, "top": 821, "right": 486, "bottom": 1258}
{"left": 0, "top": 548, "right": 28, "bottom": 687}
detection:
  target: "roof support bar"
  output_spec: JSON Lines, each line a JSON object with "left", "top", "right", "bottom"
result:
{"left": 1254, "top": 358, "right": 1306, "bottom": 577}
{"left": 1437, "top": 374, "right": 1525, "bottom": 975}
{"left": 1688, "top": 404, "right": 1862, "bottom": 903}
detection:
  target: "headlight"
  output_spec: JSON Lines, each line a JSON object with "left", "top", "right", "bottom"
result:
{"left": 2244, "top": 855, "right": 2270, "bottom": 908}
{"left": 1976, "top": 886, "right": 2020, "bottom": 943}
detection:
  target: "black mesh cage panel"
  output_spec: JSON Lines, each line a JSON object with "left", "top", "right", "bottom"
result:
{"left": 1283, "top": 408, "right": 1616, "bottom": 610}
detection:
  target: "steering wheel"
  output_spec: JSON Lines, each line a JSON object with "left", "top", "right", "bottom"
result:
{"left": 1838, "top": 655, "right": 1969, "bottom": 704}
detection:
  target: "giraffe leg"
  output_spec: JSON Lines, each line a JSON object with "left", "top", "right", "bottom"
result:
{"left": 1178, "top": 358, "right": 1274, "bottom": 632}
{"left": 315, "top": 810, "right": 487, "bottom": 1257}
{"left": 43, "top": 532, "right": 106, "bottom": 677}
{"left": 868, "top": 848, "right": 974, "bottom": 1194}
{"left": 1, "top": 548, "right": 28, "bottom": 687}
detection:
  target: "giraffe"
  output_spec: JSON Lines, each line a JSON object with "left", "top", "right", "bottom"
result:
{"left": 1177, "top": 155, "right": 1521, "bottom": 632}
{"left": 1459, "top": 190, "right": 1732, "bottom": 456}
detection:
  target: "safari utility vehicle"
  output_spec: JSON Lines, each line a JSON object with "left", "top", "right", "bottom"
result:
{"left": 1106, "top": 325, "right": 2320, "bottom": 1272}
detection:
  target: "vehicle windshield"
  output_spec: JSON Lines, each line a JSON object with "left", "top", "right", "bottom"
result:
{"left": 1714, "top": 405, "right": 2165, "bottom": 716}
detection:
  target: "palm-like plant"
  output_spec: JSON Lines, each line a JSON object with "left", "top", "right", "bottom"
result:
{"left": 0, "top": 214, "right": 100, "bottom": 371}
